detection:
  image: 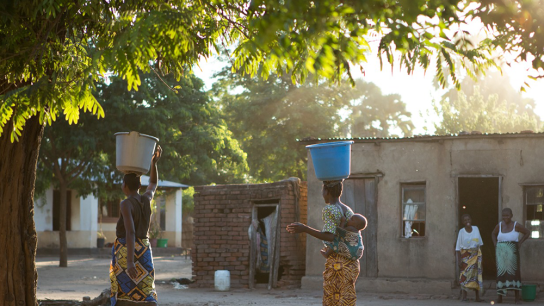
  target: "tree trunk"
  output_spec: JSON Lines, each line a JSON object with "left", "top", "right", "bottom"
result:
{"left": 0, "top": 116, "right": 44, "bottom": 306}
{"left": 58, "top": 181, "right": 68, "bottom": 267}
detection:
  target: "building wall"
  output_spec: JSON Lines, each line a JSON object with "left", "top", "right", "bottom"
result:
{"left": 192, "top": 180, "right": 307, "bottom": 289}
{"left": 35, "top": 189, "right": 99, "bottom": 248}
{"left": 35, "top": 188, "right": 181, "bottom": 248}
{"left": 305, "top": 135, "right": 544, "bottom": 282}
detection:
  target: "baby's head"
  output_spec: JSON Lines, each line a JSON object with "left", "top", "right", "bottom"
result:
{"left": 347, "top": 213, "right": 367, "bottom": 231}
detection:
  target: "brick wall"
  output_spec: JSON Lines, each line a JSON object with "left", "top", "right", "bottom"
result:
{"left": 192, "top": 179, "right": 307, "bottom": 289}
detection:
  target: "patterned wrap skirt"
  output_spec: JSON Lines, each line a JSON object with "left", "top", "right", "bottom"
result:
{"left": 496, "top": 241, "right": 522, "bottom": 296}
{"left": 323, "top": 252, "right": 360, "bottom": 306}
{"left": 110, "top": 238, "right": 158, "bottom": 306}
{"left": 459, "top": 248, "right": 483, "bottom": 292}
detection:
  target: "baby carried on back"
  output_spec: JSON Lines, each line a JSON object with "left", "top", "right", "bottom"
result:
{"left": 321, "top": 203, "right": 367, "bottom": 261}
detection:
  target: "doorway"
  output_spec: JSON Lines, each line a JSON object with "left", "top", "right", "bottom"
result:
{"left": 457, "top": 177, "right": 500, "bottom": 280}
{"left": 249, "top": 201, "right": 280, "bottom": 289}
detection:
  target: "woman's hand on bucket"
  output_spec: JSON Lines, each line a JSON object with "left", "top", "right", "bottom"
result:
{"left": 152, "top": 145, "right": 162, "bottom": 163}
{"left": 286, "top": 222, "right": 306, "bottom": 234}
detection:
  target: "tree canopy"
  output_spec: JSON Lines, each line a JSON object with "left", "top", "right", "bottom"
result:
{"left": 431, "top": 72, "right": 542, "bottom": 134}
{"left": 213, "top": 65, "right": 414, "bottom": 182}
{"left": 2, "top": 0, "right": 543, "bottom": 141}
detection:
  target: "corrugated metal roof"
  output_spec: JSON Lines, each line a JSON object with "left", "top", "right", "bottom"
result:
{"left": 140, "top": 175, "right": 190, "bottom": 189}
{"left": 297, "top": 130, "right": 544, "bottom": 143}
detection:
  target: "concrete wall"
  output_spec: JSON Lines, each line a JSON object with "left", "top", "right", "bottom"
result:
{"left": 305, "top": 134, "right": 544, "bottom": 284}
{"left": 35, "top": 189, "right": 99, "bottom": 248}
{"left": 192, "top": 180, "right": 307, "bottom": 289}
{"left": 35, "top": 188, "right": 181, "bottom": 248}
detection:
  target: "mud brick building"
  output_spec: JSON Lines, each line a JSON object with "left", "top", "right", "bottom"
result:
{"left": 192, "top": 178, "right": 307, "bottom": 289}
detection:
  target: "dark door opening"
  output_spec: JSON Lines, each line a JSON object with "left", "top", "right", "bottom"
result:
{"left": 249, "top": 202, "right": 280, "bottom": 289}
{"left": 458, "top": 177, "right": 499, "bottom": 280}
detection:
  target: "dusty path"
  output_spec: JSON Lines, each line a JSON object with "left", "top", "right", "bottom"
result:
{"left": 37, "top": 255, "right": 540, "bottom": 305}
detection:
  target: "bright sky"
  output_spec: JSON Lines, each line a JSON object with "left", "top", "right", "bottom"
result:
{"left": 193, "top": 45, "right": 544, "bottom": 136}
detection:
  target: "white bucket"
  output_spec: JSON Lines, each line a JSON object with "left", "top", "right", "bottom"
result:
{"left": 214, "top": 270, "right": 230, "bottom": 291}
{"left": 115, "top": 131, "right": 159, "bottom": 175}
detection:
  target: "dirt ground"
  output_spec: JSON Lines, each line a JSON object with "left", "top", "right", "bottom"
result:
{"left": 37, "top": 255, "right": 541, "bottom": 306}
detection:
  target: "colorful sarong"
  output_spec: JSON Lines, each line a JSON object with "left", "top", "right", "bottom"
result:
{"left": 257, "top": 227, "right": 270, "bottom": 273}
{"left": 459, "top": 248, "right": 483, "bottom": 292}
{"left": 496, "top": 241, "right": 522, "bottom": 296}
{"left": 323, "top": 252, "right": 360, "bottom": 306}
{"left": 110, "top": 238, "right": 158, "bottom": 306}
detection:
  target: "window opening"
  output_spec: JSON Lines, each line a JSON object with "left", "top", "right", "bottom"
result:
{"left": 524, "top": 186, "right": 544, "bottom": 239}
{"left": 402, "top": 184, "right": 426, "bottom": 238}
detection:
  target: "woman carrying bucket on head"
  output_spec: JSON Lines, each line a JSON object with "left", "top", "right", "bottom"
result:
{"left": 287, "top": 141, "right": 363, "bottom": 306}
{"left": 287, "top": 180, "right": 363, "bottom": 305}
{"left": 110, "top": 145, "right": 162, "bottom": 306}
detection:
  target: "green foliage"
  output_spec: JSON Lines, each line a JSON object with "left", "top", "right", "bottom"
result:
{"left": 182, "top": 187, "right": 195, "bottom": 214}
{"left": 93, "top": 71, "right": 248, "bottom": 186}
{"left": 2, "top": 0, "right": 543, "bottom": 143}
{"left": 431, "top": 72, "right": 542, "bottom": 134}
{"left": 36, "top": 71, "right": 248, "bottom": 202}
{"left": 213, "top": 64, "right": 414, "bottom": 182}
{"left": 339, "top": 80, "right": 414, "bottom": 137}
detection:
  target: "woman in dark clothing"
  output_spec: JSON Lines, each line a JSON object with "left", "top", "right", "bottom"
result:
{"left": 110, "top": 145, "right": 162, "bottom": 306}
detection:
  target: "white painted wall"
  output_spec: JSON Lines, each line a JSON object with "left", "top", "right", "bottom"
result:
{"left": 35, "top": 189, "right": 53, "bottom": 231}
{"left": 163, "top": 191, "right": 183, "bottom": 247}
{"left": 35, "top": 186, "right": 183, "bottom": 248}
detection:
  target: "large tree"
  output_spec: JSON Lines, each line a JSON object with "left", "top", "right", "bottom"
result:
{"left": 1, "top": 0, "right": 543, "bottom": 304}
{"left": 432, "top": 72, "right": 542, "bottom": 134}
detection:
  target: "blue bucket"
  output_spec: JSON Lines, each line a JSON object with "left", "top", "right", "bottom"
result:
{"left": 306, "top": 141, "right": 354, "bottom": 181}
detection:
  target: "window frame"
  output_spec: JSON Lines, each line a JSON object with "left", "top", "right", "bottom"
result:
{"left": 523, "top": 185, "right": 544, "bottom": 240}
{"left": 99, "top": 198, "right": 121, "bottom": 223}
{"left": 401, "top": 182, "right": 427, "bottom": 238}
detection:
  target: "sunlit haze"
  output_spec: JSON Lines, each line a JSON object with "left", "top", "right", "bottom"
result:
{"left": 194, "top": 42, "right": 544, "bottom": 137}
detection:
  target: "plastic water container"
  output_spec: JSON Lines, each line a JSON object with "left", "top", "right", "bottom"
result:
{"left": 522, "top": 284, "right": 537, "bottom": 302}
{"left": 306, "top": 141, "right": 354, "bottom": 181}
{"left": 214, "top": 270, "right": 230, "bottom": 291}
{"left": 115, "top": 131, "right": 159, "bottom": 175}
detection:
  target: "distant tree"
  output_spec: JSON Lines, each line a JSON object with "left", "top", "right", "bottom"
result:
{"left": 213, "top": 70, "right": 344, "bottom": 182}
{"left": 36, "top": 71, "right": 247, "bottom": 267}
{"left": 213, "top": 66, "right": 414, "bottom": 182}
{"left": 94, "top": 72, "right": 248, "bottom": 186}
{"left": 432, "top": 73, "right": 542, "bottom": 134}
{"left": 342, "top": 80, "right": 414, "bottom": 138}
{"left": 37, "top": 114, "right": 111, "bottom": 267}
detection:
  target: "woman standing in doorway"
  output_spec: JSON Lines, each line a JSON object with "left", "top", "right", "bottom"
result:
{"left": 110, "top": 146, "right": 162, "bottom": 306}
{"left": 286, "top": 180, "right": 361, "bottom": 306}
{"left": 456, "top": 214, "right": 484, "bottom": 302}
{"left": 491, "top": 208, "right": 530, "bottom": 304}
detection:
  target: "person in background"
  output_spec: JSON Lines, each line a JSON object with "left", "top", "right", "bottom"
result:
{"left": 110, "top": 145, "right": 162, "bottom": 306}
{"left": 455, "top": 214, "right": 484, "bottom": 302}
{"left": 491, "top": 208, "right": 530, "bottom": 304}
{"left": 287, "top": 180, "right": 362, "bottom": 306}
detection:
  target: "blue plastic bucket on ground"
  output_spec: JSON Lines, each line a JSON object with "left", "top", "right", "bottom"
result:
{"left": 306, "top": 141, "right": 354, "bottom": 181}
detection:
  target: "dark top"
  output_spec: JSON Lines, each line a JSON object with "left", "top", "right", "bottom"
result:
{"left": 116, "top": 195, "right": 152, "bottom": 239}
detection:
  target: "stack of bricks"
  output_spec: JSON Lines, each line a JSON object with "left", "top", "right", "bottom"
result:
{"left": 191, "top": 179, "right": 307, "bottom": 289}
